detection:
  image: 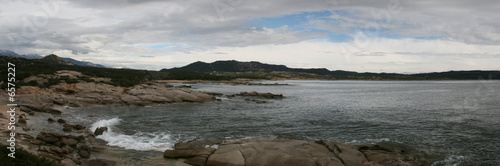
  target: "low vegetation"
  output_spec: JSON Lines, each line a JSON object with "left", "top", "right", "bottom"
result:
{"left": 0, "top": 145, "right": 60, "bottom": 166}
{"left": 0, "top": 56, "right": 234, "bottom": 89}
{"left": 1, "top": 56, "right": 499, "bottom": 89}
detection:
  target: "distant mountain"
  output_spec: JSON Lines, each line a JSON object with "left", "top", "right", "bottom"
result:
{"left": 61, "top": 57, "right": 106, "bottom": 68}
{"left": 39, "top": 54, "right": 76, "bottom": 65}
{"left": 0, "top": 50, "right": 19, "bottom": 57}
{"left": 163, "top": 60, "right": 500, "bottom": 80}
{"left": 411, "top": 70, "right": 500, "bottom": 80}
{"left": 21, "top": 54, "right": 43, "bottom": 59}
{"left": 0, "top": 50, "right": 105, "bottom": 68}
{"left": 0, "top": 50, "right": 43, "bottom": 59}
{"left": 168, "top": 60, "right": 288, "bottom": 72}
{"left": 164, "top": 60, "right": 357, "bottom": 76}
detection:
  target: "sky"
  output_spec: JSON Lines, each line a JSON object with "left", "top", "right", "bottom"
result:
{"left": 0, "top": 0, "right": 499, "bottom": 73}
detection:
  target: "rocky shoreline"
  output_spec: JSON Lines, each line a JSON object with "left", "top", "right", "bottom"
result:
{"left": 16, "top": 81, "right": 216, "bottom": 108}
{"left": 12, "top": 70, "right": 217, "bottom": 108}
{"left": 1, "top": 103, "right": 429, "bottom": 166}
{"left": 163, "top": 138, "right": 427, "bottom": 166}
{"left": 1, "top": 70, "right": 429, "bottom": 165}
{"left": 0, "top": 105, "right": 186, "bottom": 166}
{"left": 13, "top": 70, "right": 293, "bottom": 109}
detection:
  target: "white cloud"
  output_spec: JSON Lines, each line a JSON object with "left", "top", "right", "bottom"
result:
{"left": 91, "top": 38, "right": 498, "bottom": 73}
{"left": 0, "top": 0, "right": 499, "bottom": 73}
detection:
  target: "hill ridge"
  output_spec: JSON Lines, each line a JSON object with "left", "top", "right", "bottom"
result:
{"left": 163, "top": 60, "right": 356, "bottom": 75}
{"left": 39, "top": 54, "right": 76, "bottom": 66}
{"left": 162, "top": 60, "right": 500, "bottom": 80}
{"left": 164, "top": 60, "right": 367, "bottom": 76}
{"left": 0, "top": 50, "right": 105, "bottom": 68}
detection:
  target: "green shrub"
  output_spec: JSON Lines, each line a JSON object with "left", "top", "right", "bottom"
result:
{"left": 65, "top": 79, "right": 79, "bottom": 84}
{"left": 0, "top": 145, "right": 61, "bottom": 166}
{"left": 27, "top": 80, "right": 38, "bottom": 86}
{"left": 58, "top": 76, "right": 70, "bottom": 80}
{"left": 0, "top": 82, "right": 7, "bottom": 90}
{"left": 43, "top": 79, "right": 62, "bottom": 87}
{"left": 78, "top": 76, "right": 95, "bottom": 82}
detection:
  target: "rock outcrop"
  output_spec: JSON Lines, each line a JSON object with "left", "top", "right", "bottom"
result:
{"left": 34, "top": 131, "right": 96, "bottom": 161}
{"left": 164, "top": 139, "right": 426, "bottom": 166}
{"left": 94, "top": 127, "right": 108, "bottom": 136}
{"left": 16, "top": 78, "right": 216, "bottom": 108}
{"left": 236, "top": 91, "right": 284, "bottom": 99}
{"left": 19, "top": 104, "right": 62, "bottom": 115}
{"left": 0, "top": 109, "right": 114, "bottom": 166}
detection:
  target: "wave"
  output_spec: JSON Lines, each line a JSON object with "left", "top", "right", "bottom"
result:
{"left": 431, "top": 155, "right": 466, "bottom": 166}
{"left": 90, "top": 117, "right": 121, "bottom": 132}
{"left": 90, "top": 118, "right": 175, "bottom": 152}
{"left": 346, "top": 138, "right": 391, "bottom": 145}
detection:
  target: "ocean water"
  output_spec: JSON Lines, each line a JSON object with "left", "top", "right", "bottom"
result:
{"left": 34, "top": 80, "right": 500, "bottom": 165}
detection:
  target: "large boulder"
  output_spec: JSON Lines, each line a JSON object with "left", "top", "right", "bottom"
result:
{"left": 62, "top": 139, "right": 78, "bottom": 147}
{"left": 56, "top": 70, "right": 84, "bottom": 78}
{"left": 61, "top": 158, "right": 78, "bottom": 166}
{"left": 78, "top": 150, "right": 90, "bottom": 159}
{"left": 165, "top": 138, "right": 223, "bottom": 166}
{"left": 177, "top": 139, "right": 344, "bottom": 166}
{"left": 37, "top": 135, "right": 59, "bottom": 144}
{"left": 233, "top": 139, "right": 342, "bottom": 166}
{"left": 206, "top": 144, "right": 245, "bottom": 166}
{"left": 57, "top": 118, "right": 67, "bottom": 124}
{"left": 94, "top": 127, "right": 108, "bottom": 136}
{"left": 165, "top": 138, "right": 427, "bottom": 166}
{"left": 136, "top": 94, "right": 173, "bottom": 103}
{"left": 19, "top": 104, "right": 62, "bottom": 115}
{"left": 164, "top": 149, "right": 214, "bottom": 158}
{"left": 359, "top": 145, "right": 424, "bottom": 166}
{"left": 237, "top": 91, "right": 284, "bottom": 99}
{"left": 120, "top": 95, "right": 148, "bottom": 106}
{"left": 322, "top": 141, "right": 368, "bottom": 166}
{"left": 35, "top": 132, "right": 71, "bottom": 144}
{"left": 78, "top": 144, "right": 92, "bottom": 159}
{"left": 51, "top": 82, "right": 123, "bottom": 95}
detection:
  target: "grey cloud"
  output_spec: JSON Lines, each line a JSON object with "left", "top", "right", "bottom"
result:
{"left": 71, "top": 49, "right": 89, "bottom": 55}
{"left": 1, "top": 0, "right": 498, "bottom": 57}
{"left": 356, "top": 52, "right": 385, "bottom": 56}
{"left": 306, "top": 1, "right": 500, "bottom": 45}
{"left": 68, "top": 0, "right": 167, "bottom": 8}
{"left": 395, "top": 52, "right": 500, "bottom": 58}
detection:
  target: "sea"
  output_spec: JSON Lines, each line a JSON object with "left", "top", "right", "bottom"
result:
{"left": 29, "top": 80, "right": 500, "bottom": 165}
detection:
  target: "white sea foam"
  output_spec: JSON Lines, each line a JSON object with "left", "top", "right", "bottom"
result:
{"left": 90, "top": 117, "right": 121, "bottom": 132}
{"left": 90, "top": 118, "right": 175, "bottom": 151}
{"left": 98, "top": 131, "right": 175, "bottom": 151}
{"left": 431, "top": 155, "right": 466, "bottom": 166}
{"left": 205, "top": 144, "right": 219, "bottom": 149}
{"left": 216, "top": 96, "right": 230, "bottom": 100}
{"left": 346, "top": 138, "right": 391, "bottom": 145}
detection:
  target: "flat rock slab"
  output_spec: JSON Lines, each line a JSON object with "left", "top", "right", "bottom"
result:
{"left": 317, "top": 140, "right": 368, "bottom": 166}
{"left": 207, "top": 139, "right": 343, "bottom": 166}
{"left": 165, "top": 139, "right": 427, "bottom": 166}
{"left": 207, "top": 144, "right": 245, "bottom": 166}
{"left": 164, "top": 149, "right": 214, "bottom": 158}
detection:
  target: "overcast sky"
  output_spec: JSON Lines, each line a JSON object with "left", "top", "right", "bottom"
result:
{"left": 1, "top": 0, "right": 499, "bottom": 73}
